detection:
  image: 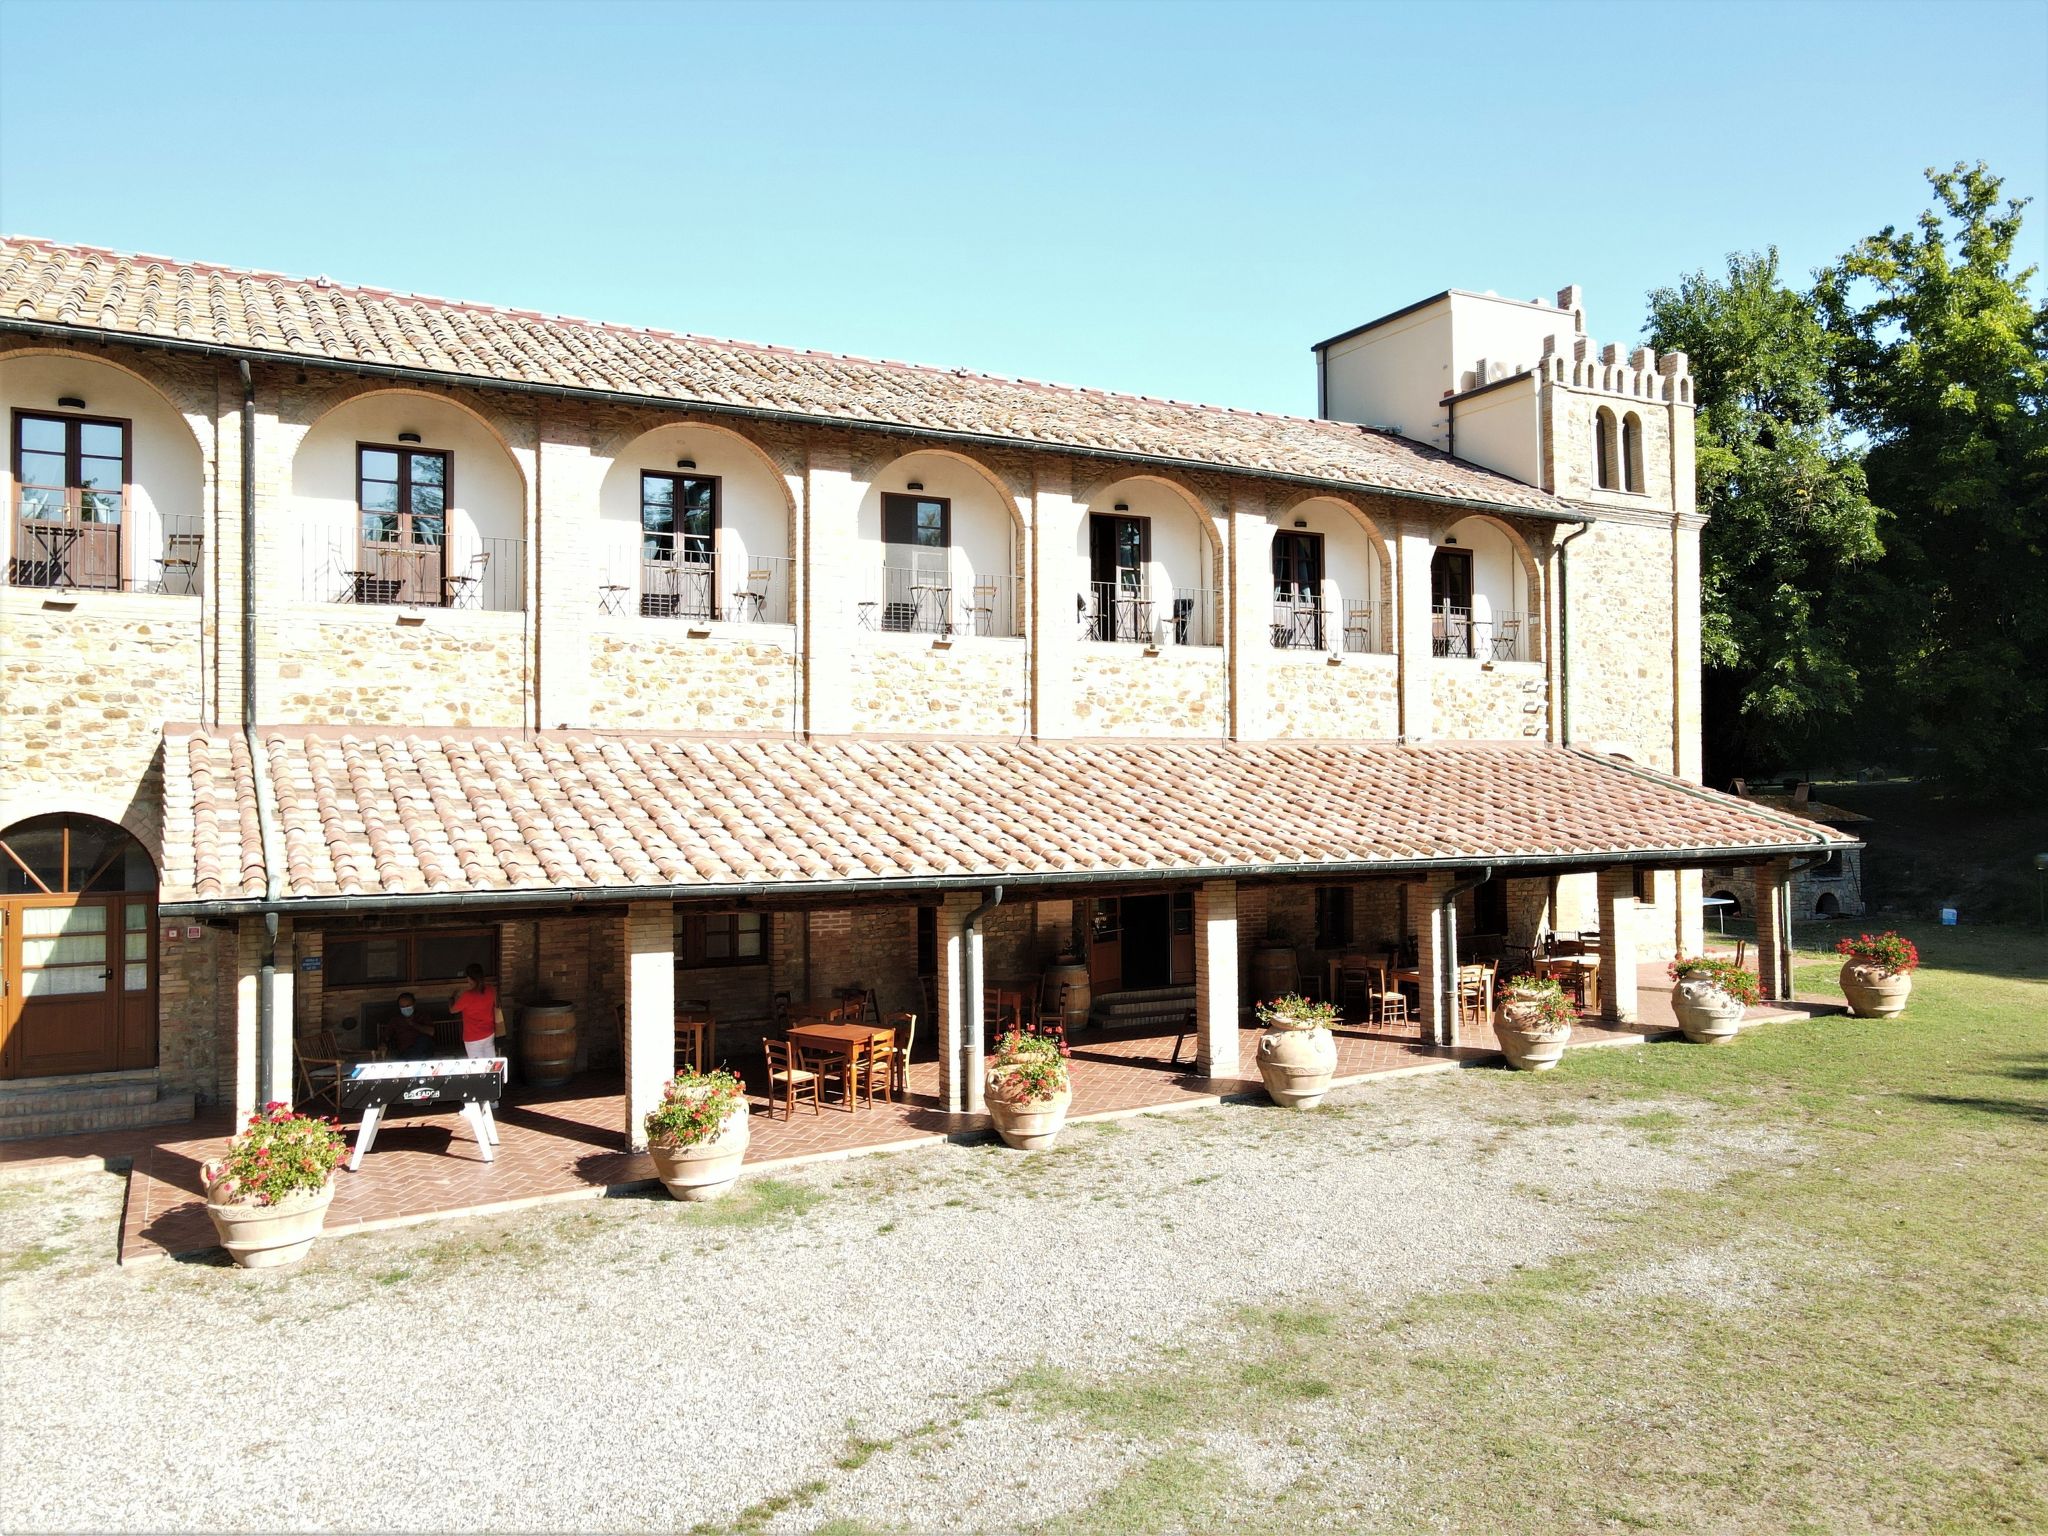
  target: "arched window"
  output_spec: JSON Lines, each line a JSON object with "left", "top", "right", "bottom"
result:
{"left": 1594, "top": 407, "right": 1618, "bottom": 490}
{"left": 1, "top": 814, "right": 158, "bottom": 1079}
{"left": 1622, "top": 413, "right": 1644, "bottom": 493}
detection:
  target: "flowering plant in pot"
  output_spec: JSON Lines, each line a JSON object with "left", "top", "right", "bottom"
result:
{"left": 1494, "top": 975, "right": 1576, "bottom": 1071}
{"left": 201, "top": 1103, "right": 346, "bottom": 1269}
{"left": 986, "top": 1029, "right": 1072, "bottom": 1150}
{"left": 1254, "top": 993, "right": 1339, "bottom": 1108}
{"left": 643, "top": 1068, "right": 750, "bottom": 1201}
{"left": 1667, "top": 955, "right": 1760, "bottom": 1045}
{"left": 1836, "top": 931, "right": 1919, "bottom": 1019}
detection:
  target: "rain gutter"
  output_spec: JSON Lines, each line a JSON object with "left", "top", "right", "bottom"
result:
{"left": 1436, "top": 866, "right": 1493, "bottom": 1046}
{"left": 1555, "top": 517, "right": 1594, "bottom": 744}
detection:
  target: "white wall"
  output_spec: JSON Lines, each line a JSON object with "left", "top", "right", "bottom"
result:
{"left": 1319, "top": 302, "right": 1454, "bottom": 446}
{"left": 598, "top": 422, "right": 792, "bottom": 608}
{"left": 1275, "top": 497, "right": 1385, "bottom": 647}
{"left": 1446, "top": 374, "right": 1541, "bottom": 486}
{"left": 1441, "top": 516, "right": 1531, "bottom": 653}
{"left": 0, "top": 353, "right": 205, "bottom": 589}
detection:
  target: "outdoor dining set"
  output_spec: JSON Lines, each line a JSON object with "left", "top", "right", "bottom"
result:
{"left": 1295, "top": 930, "right": 1605, "bottom": 1031}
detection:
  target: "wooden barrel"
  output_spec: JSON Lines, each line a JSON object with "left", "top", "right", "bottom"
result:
{"left": 1251, "top": 945, "right": 1299, "bottom": 1005}
{"left": 520, "top": 1002, "right": 578, "bottom": 1088}
{"left": 1044, "top": 960, "right": 1091, "bottom": 1027}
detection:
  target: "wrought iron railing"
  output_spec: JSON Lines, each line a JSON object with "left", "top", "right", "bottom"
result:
{"left": 1342, "top": 599, "right": 1389, "bottom": 654}
{"left": 7, "top": 501, "right": 205, "bottom": 595}
{"left": 1270, "top": 594, "right": 1327, "bottom": 650}
{"left": 1432, "top": 604, "right": 1531, "bottom": 661}
{"left": 301, "top": 529, "right": 526, "bottom": 611}
{"left": 600, "top": 547, "right": 794, "bottom": 624}
{"left": 860, "top": 546, "right": 1021, "bottom": 636}
{"left": 1080, "top": 582, "right": 1221, "bottom": 646}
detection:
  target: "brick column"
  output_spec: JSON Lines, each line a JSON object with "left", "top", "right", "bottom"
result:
{"left": 1752, "top": 859, "right": 1791, "bottom": 1001}
{"left": 803, "top": 443, "right": 860, "bottom": 737}
{"left": 1395, "top": 525, "right": 1437, "bottom": 741}
{"left": 1595, "top": 867, "right": 1639, "bottom": 1025}
{"left": 1228, "top": 501, "right": 1273, "bottom": 741}
{"left": 1030, "top": 467, "right": 1083, "bottom": 739}
{"left": 934, "top": 893, "right": 984, "bottom": 1114}
{"left": 1405, "top": 871, "right": 1457, "bottom": 1046}
{"left": 1193, "top": 880, "right": 1240, "bottom": 1080}
{"left": 621, "top": 901, "right": 675, "bottom": 1150}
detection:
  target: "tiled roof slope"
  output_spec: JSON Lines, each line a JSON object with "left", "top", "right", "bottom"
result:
{"left": 2, "top": 236, "right": 1568, "bottom": 515}
{"left": 158, "top": 730, "right": 1848, "bottom": 908}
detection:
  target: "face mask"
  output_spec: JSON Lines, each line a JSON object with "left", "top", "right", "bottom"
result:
{"left": 399, "top": 1006, "right": 414, "bottom": 1017}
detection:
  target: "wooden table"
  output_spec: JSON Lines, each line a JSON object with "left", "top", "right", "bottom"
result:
{"left": 984, "top": 984, "right": 1028, "bottom": 1033}
{"left": 674, "top": 1015, "right": 716, "bottom": 1072}
{"left": 786, "top": 1022, "right": 893, "bottom": 1110}
{"left": 1537, "top": 955, "right": 1601, "bottom": 1012}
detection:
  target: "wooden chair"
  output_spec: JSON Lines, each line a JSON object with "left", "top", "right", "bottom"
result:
{"left": 761, "top": 1037, "right": 820, "bottom": 1120}
{"left": 799, "top": 1037, "right": 861, "bottom": 1111}
{"left": 1335, "top": 955, "right": 1377, "bottom": 1019}
{"left": 1731, "top": 938, "right": 1749, "bottom": 969}
{"left": 880, "top": 1010, "right": 916, "bottom": 1098}
{"left": 294, "top": 1029, "right": 347, "bottom": 1115}
{"left": 856, "top": 1029, "right": 896, "bottom": 1107}
{"left": 1373, "top": 981, "right": 1411, "bottom": 1029}
{"left": 1456, "top": 963, "right": 1492, "bottom": 1030}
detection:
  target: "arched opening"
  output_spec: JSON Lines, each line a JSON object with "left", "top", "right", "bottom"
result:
{"left": 1710, "top": 889, "right": 1741, "bottom": 917}
{"left": 857, "top": 450, "right": 1023, "bottom": 637}
{"left": 1594, "top": 406, "right": 1619, "bottom": 490}
{"left": 1622, "top": 412, "right": 1645, "bottom": 493}
{"left": 291, "top": 391, "right": 527, "bottom": 610}
{"left": 1814, "top": 892, "right": 1841, "bottom": 919}
{"left": 1, "top": 351, "right": 206, "bottom": 595}
{"left": 1, "top": 813, "right": 159, "bottom": 1079}
{"left": 1078, "top": 476, "right": 1222, "bottom": 645}
{"left": 598, "top": 423, "right": 794, "bottom": 623}
{"left": 1431, "top": 516, "right": 1540, "bottom": 661}
{"left": 1270, "top": 496, "right": 1391, "bottom": 653}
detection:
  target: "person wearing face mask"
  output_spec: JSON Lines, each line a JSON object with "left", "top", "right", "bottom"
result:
{"left": 387, "top": 991, "right": 439, "bottom": 1059}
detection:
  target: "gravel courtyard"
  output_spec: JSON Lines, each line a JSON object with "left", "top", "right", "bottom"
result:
{"left": 0, "top": 1067, "right": 1802, "bottom": 1534}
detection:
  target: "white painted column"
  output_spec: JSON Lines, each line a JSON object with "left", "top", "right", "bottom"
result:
{"left": 1395, "top": 524, "right": 1437, "bottom": 742}
{"left": 934, "top": 893, "right": 985, "bottom": 1114}
{"left": 1193, "top": 880, "right": 1240, "bottom": 1080}
{"left": 532, "top": 424, "right": 605, "bottom": 731}
{"left": 1595, "top": 868, "right": 1639, "bottom": 1025}
{"left": 232, "top": 917, "right": 261, "bottom": 1124}
{"left": 621, "top": 901, "right": 676, "bottom": 1150}
{"left": 1031, "top": 469, "right": 1083, "bottom": 739}
{"left": 262, "top": 918, "right": 295, "bottom": 1109}
{"left": 1674, "top": 867, "right": 1706, "bottom": 960}
{"left": 1406, "top": 872, "right": 1457, "bottom": 1046}
{"left": 1228, "top": 501, "right": 1274, "bottom": 742}
{"left": 803, "top": 444, "right": 861, "bottom": 737}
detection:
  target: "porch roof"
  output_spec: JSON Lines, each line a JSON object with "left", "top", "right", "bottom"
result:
{"left": 156, "top": 728, "right": 1853, "bottom": 914}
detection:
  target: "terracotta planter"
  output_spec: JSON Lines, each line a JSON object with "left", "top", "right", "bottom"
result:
{"left": 1840, "top": 962, "right": 1912, "bottom": 1019}
{"left": 1671, "top": 980, "right": 1745, "bottom": 1045}
{"left": 206, "top": 1181, "right": 336, "bottom": 1269}
{"left": 986, "top": 1081, "right": 1072, "bottom": 1151}
{"left": 1256, "top": 1025, "right": 1337, "bottom": 1107}
{"left": 648, "top": 1101, "right": 750, "bottom": 1201}
{"left": 1495, "top": 997, "right": 1572, "bottom": 1071}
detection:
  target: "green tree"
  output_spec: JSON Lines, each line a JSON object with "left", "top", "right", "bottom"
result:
{"left": 1819, "top": 163, "right": 2048, "bottom": 797}
{"left": 1646, "top": 250, "right": 1883, "bottom": 785}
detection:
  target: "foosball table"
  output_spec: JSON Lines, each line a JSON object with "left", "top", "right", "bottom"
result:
{"left": 343, "top": 1057, "right": 507, "bottom": 1171}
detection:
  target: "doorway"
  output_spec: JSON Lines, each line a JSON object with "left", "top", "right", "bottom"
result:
{"left": 1088, "top": 894, "right": 1195, "bottom": 995}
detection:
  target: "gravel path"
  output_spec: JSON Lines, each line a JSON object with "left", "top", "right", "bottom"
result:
{"left": 0, "top": 1073, "right": 1802, "bottom": 1534}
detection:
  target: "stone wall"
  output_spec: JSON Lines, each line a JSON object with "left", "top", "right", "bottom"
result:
{"left": 1566, "top": 519, "right": 1678, "bottom": 771}
{"left": 1071, "top": 648, "right": 1229, "bottom": 737}
{"left": 264, "top": 607, "right": 528, "bottom": 729}
{"left": 848, "top": 638, "right": 1028, "bottom": 737}
{"left": 157, "top": 921, "right": 231, "bottom": 1107}
{"left": 1266, "top": 652, "right": 1399, "bottom": 739}
{"left": 587, "top": 626, "right": 801, "bottom": 734}
{"left": 1434, "top": 660, "right": 1547, "bottom": 741}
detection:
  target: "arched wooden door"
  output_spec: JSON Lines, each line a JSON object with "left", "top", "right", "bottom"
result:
{"left": 0, "top": 815, "right": 159, "bottom": 1079}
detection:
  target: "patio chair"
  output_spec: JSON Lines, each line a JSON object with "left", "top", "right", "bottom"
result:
{"left": 731, "top": 567, "right": 772, "bottom": 623}
{"left": 1456, "top": 964, "right": 1492, "bottom": 1030}
{"left": 1335, "top": 955, "right": 1377, "bottom": 1019}
{"left": 443, "top": 549, "right": 491, "bottom": 609}
{"left": 879, "top": 1010, "right": 916, "bottom": 1098}
{"left": 799, "top": 1037, "right": 861, "bottom": 1111}
{"left": 762, "top": 1037, "right": 820, "bottom": 1120}
{"left": 856, "top": 1032, "right": 894, "bottom": 1108}
{"left": 967, "top": 577, "right": 998, "bottom": 636}
{"left": 294, "top": 1029, "right": 347, "bottom": 1115}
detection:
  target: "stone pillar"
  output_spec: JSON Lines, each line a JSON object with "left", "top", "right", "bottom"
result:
{"left": 1395, "top": 525, "right": 1437, "bottom": 742}
{"left": 1753, "top": 859, "right": 1791, "bottom": 1001}
{"left": 1030, "top": 467, "right": 1083, "bottom": 739}
{"left": 1671, "top": 520, "right": 1703, "bottom": 781}
{"left": 803, "top": 442, "right": 861, "bottom": 737}
{"left": 934, "top": 893, "right": 985, "bottom": 1114}
{"left": 1673, "top": 867, "right": 1706, "bottom": 960}
{"left": 1595, "top": 867, "right": 1639, "bottom": 1025}
{"left": 1228, "top": 500, "right": 1274, "bottom": 742}
{"left": 1193, "top": 880, "right": 1240, "bottom": 1080}
{"left": 533, "top": 421, "right": 606, "bottom": 730}
{"left": 621, "top": 901, "right": 675, "bottom": 1150}
{"left": 1405, "top": 871, "right": 1457, "bottom": 1046}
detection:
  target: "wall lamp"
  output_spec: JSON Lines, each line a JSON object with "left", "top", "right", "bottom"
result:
{"left": 397, "top": 431, "right": 423, "bottom": 444}
{"left": 677, "top": 458, "right": 696, "bottom": 469}
{"left": 907, "top": 480, "right": 924, "bottom": 492}
{"left": 1292, "top": 518, "right": 1309, "bottom": 529}
{"left": 1114, "top": 502, "right": 1129, "bottom": 512}
{"left": 57, "top": 396, "right": 86, "bottom": 409}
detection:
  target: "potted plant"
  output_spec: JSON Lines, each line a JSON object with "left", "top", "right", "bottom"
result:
{"left": 1667, "top": 955, "right": 1761, "bottom": 1045}
{"left": 201, "top": 1102, "right": 346, "bottom": 1269}
{"left": 1254, "top": 994, "right": 1340, "bottom": 1108}
{"left": 1837, "top": 931, "right": 1919, "bottom": 1018}
{"left": 643, "top": 1068, "right": 750, "bottom": 1201}
{"left": 1494, "top": 974, "right": 1576, "bottom": 1071}
{"left": 985, "top": 1029, "right": 1072, "bottom": 1150}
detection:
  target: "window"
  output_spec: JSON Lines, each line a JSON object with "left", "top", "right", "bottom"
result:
{"left": 325, "top": 928, "right": 496, "bottom": 989}
{"left": 1594, "top": 408, "right": 1619, "bottom": 490}
{"left": 1430, "top": 546, "right": 1475, "bottom": 657}
{"left": 1314, "top": 887, "right": 1353, "bottom": 949}
{"left": 1633, "top": 867, "right": 1658, "bottom": 905}
{"left": 355, "top": 444, "right": 449, "bottom": 605}
{"left": 640, "top": 472, "right": 719, "bottom": 617}
{"left": 676, "top": 910, "right": 764, "bottom": 968}
{"left": 1622, "top": 413, "right": 1645, "bottom": 493}
{"left": 882, "top": 493, "right": 950, "bottom": 549}
{"left": 1086, "top": 512, "right": 1151, "bottom": 641}
{"left": 12, "top": 410, "right": 129, "bottom": 590}
{"left": 1272, "top": 531, "right": 1326, "bottom": 649}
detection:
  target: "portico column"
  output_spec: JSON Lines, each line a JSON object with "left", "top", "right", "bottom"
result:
{"left": 1595, "top": 868, "right": 1639, "bottom": 1025}
{"left": 1030, "top": 467, "right": 1083, "bottom": 739}
{"left": 1395, "top": 525, "right": 1437, "bottom": 741}
{"left": 233, "top": 915, "right": 295, "bottom": 1122}
{"left": 1752, "top": 858, "right": 1792, "bottom": 1001}
{"left": 1405, "top": 871, "right": 1457, "bottom": 1046}
{"left": 803, "top": 442, "right": 861, "bottom": 737}
{"left": 1193, "top": 880, "right": 1240, "bottom": 1081}
{"left": 621, "top": 901, "right": 675, "bottom": 1150}
{"left": 1674, "top": 867, "right": 1706, "bottom": 959}
{"left": 934, "top": 893, "right": 985, "bottom": 1114}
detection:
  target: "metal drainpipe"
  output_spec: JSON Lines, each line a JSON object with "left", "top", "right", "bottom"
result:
{"left": 1554, "top": 518, "right": 1593, "bottom": 744}
{"left": 1436, "top": 866, "right": 1493, "bottom": 1045}
{"left": 960, "top": 886, "right": 1004, "bottom": 1112}
{"left": 238, "top": 361, "right": 283, "bottom": 1108}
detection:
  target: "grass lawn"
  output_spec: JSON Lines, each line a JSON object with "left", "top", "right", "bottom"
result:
{"left": 995, "top": 921, "right": 2048, "bottom": 1533}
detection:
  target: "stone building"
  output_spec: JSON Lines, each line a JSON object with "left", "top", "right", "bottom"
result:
{"left": 0, "top": 239, "right": 1847, "bottom": 1142}
{"left": 1708, "top": 784, "right": 1869, "bottom": 923}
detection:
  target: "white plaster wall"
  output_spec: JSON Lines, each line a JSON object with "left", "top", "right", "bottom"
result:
{"left": 856, "top": 450, "right": 1021, "bottom": 632}
{"left": 1445, "top": 293, "right": 1575, "bottom": 390}
{"left": 1276, "top": 497, "right": 1385, "bottom": 646}
{"left": 598, "top": 422, "right": 792, "bottom": 609}
{"left": 1319, "top": 303, "right": 1454, "bottom": 446}
{"left": 0, "top": 353, "right": 205, "bottom": 589}
{"left": 1441, "top": 516, "right": 1531, "bottom": 638}
{"left": 1076, "top": 477, "right": 1219, "bottom": 641}
{"left": 289, "top": 392, "right": 525, "bottom": 593}
{"left": 1446, "top": 375, "right": 1541, "bottom": 486}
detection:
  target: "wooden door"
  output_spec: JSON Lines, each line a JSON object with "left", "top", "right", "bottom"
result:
{"left": 2, "top": 895, "right": 125, "bottom": 1077}
{"left": 1170, "top": 891, "right": 1196, "bottom": 986}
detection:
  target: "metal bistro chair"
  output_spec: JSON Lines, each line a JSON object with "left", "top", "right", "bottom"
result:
{"left": 443, "top": 549, "right": 491, "bottom": 609}
{"left": 731, "top": 566, "right": 772, "bottom": 623}
{"left": 968, "top": 577, "right": 998, "bottom": 636}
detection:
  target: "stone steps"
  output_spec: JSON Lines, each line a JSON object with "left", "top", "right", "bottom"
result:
{"left": 0, "top": 1074, "right": 198, "bottom": 1142}
{"left": 1090, "top": 986, "right": 1196, "bottom": 1033}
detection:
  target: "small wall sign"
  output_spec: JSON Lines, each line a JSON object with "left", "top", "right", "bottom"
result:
{"left": 298, "top": 955, "right": 323, "bottom": 973}
{"left": 185, "top": 925, "right": 203, "bottom": 940}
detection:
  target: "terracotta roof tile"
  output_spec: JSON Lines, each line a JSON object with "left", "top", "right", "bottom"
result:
{"left": 2, "top": 236, "right": 1566, "bottom": 515}
{"left": 156, "top": 730, "right": 1849, "bottom": 909}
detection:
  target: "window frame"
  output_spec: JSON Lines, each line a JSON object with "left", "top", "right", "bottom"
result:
{"left": 1632, "top": 867, "right": 1658, "bottom": 905}
{"left": 11, "top": 409, "right": 134, "bottom": 587}
{"left": 675, "top": 909, "right": 766, "bottom": 970}
{"left": 1313, "top": 886, "right": 1353, "bottom": 950}
{"left": 640, "top": 470, "right": 721, "bottom": 565}
{"left": 882, "top": 492, "right": 951, "bottom": 549}
{"left": 322, "top": 927, "right": 499, "bottom": 991}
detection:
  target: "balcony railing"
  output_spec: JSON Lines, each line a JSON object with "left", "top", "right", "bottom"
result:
{"left": 601, "top": 548, "right": 794, "bottom": 624}
{"left": 301, "top": 529, "right": 525, "bottom": 612}
{"left": 1342, "top": 599, "right": 1389, "bottom": 654}
{"left": 1081, "top": 582, "right": 1221, "bottom": 646}
{"left": 1270, "top": 594, "right": 1327, "bottom": 650}
{"left": 860, "top": 547, "right": 1021, "bottom": 636}
{"left": 1433, "top": 604, "right": 1531, "bottom": 661}
{"left": 7, "top": 503, "right": 205, "bottom": 595}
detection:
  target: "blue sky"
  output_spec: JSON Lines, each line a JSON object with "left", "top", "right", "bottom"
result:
{"left": 1, "top": 0, "right": 2041, "bottom": 416}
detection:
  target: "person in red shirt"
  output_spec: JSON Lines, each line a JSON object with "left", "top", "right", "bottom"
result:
{"left": 450, "top": 964, "right": 500, "bottom": 1060}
